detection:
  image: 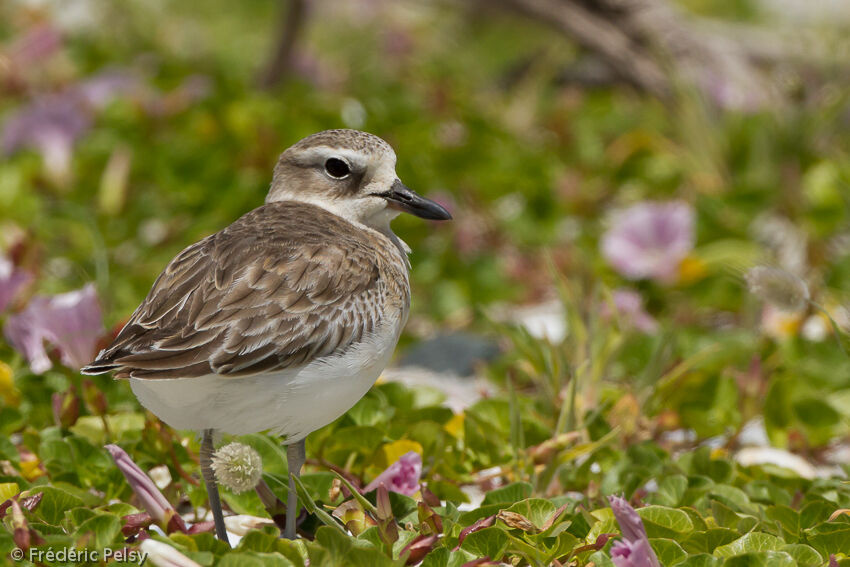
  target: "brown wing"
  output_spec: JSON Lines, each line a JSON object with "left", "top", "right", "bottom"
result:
{"left": 83, "top": 202, "right": 403, "bottom": 379}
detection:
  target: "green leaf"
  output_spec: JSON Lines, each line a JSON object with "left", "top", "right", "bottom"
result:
{"left": 682, "top": 528, "right": 739, "bottom": 554}
{"left": 636, "top": 506, "right": 693, "bottom": 538}
{"left": 676, "top": 554, "right": 722, "bottom": 567}
{"left": 649, "top": 538, "right": 687, "bottom": 566}
{"left": 290, "top": 475, "right": 345, "bottom": 534}
{"left": 460, "top": 526, "right": 509, "bottom": 560}
{"left": 764, "top": 505, "right": 799, "bottom": 541}
{"left": 713, "top": 532, "right": 784, "bottom": 556}
{"left": 29, "top": 486, "right": 85, "bottom": 525}
{"left": 307, "top": 526, "right": 397, "bottom": 567}
{"left": 76, "top": 514, "right": 121, "bottom": 549}
{"left": 805, "top": 523, "right": 850, "bottom": 556}
{"left": 217, "top": 553, "right": 295, "bottom": 567}
{"left": 504, "top": 498, "right": 556, "bottom": 531}
{"left": 780, "top": 544, "right": 822, "bottom": 567}
{"left": 481, "top": 482, "right": 533, "bottom": 506}
{"left": 651, "top": 475, "right": 688, "bottom": 507}
{"left": 794, "top": 398, "right": 841, "bottom": 428}
{"left": 721, "top": 551, "right": 795, "bottom": 567}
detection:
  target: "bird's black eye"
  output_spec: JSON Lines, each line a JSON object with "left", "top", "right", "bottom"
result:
{"left": 324, "top": 158, "right": 350, "bottom": 179}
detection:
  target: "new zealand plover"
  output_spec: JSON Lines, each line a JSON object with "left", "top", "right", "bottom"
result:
{"left": 83, "top": 129, "right": 451, "bottom": 542}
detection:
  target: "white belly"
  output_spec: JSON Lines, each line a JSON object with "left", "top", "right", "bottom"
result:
{"left": 129, "top": 315, "right": 404, "bottom": 442}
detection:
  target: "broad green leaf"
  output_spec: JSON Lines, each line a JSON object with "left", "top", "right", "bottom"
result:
{"left": 713, "top": 532, "right": 784, "bottom": 556}
{"left": 69, "top": 413, "right": 145, "bottom": 445}
{"left": 764, "top": 505, "right": 799, "bottom": 541}
{"left": 29, "top": 486, "right": 85, "bottom": 525}
{"left": 481, "top": 482, "right": 533, "bottom": 506}
{"left": 805, "top": 523, "right": 850, "bottom": 557}
{"left": 682, "top": 528, "right": 738, "bottom": 554}
{"left": 637, "top": 506, "right": 693, "bottom": 538}
{"left": 217, "top": 552, "right": 295, "bottom": 567}
{"left": 676, "top": 554, "right": 721, "bottom": 567}
{"left": 460, "top": 526, "right": 509, "bottom": 560}
{"left": 721, "top": 551, "right": 795, "bottom": 567}
{"left": 504, "top": 498, "right": 556, "bottom": 531}
{"left": 649, "top": 538, "right": 687, "bottom": 566}
{"left": 707, "top": 485, "right": 753, "bottom": 514}
{"left": 307, "top": 527, "right": 396, "bottom": 567}
{"left": 780, "top": 543, "right": 822, "bottom": 567}
{"left": 651, "top": 475, "right": 688, "bottom": 507}
{"left": 76, "top": 514, "right": 121, "bottom": 549}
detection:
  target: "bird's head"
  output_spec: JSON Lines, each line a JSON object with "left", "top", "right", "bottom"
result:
{"left": 267, "top": 129, "right": 451, "bottom": 231}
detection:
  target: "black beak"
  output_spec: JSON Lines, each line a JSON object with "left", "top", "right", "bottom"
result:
{"left": 382, "top": 180, "right": 452, "bottom": 221}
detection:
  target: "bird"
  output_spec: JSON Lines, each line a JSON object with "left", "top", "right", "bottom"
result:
{"left": 82, "top": 129, "right": 452, "bottom": 543}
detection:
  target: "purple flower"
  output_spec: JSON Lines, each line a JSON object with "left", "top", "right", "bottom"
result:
{"left": 4, "top": 284, "right": 104, "bottom": 373}
{"left": 75, "top": 68, "right": 145, "bottom": 109}
{"left": 0, "top": 256, "right": 31, "bottom": 313}
{"left": 364, "top": 451, "right": 422, "bottom": 496}
{"left": 610, "top": 537, "right": 660, "bottom": 567}
{"left": 106, "top": 444, "right": 174, "bottom": 524}
{"left": 7, "top": 24, "right": 63, "bottom": 67}
{"left": 601, "top": 201, "right": 695, "bottom": 284}
{"left": 2, "top": 94, "right": 91, "bottom": 183}
{"left": 603, "top": 289, "right": 659, "bottom": 334}
{"left": 608, "top": 495, "right": 660, "bottom": 567}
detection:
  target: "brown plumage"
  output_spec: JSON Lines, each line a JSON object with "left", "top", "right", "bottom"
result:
{"left": 86, "top": 201, "right": 409, "bottom": 379}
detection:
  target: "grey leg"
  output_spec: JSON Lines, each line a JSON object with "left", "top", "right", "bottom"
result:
{"left": 285, "top": 438, "right": 306, "bottom": 539}
{"left": 200, "top": 429, "right": 230, "bottom": 545}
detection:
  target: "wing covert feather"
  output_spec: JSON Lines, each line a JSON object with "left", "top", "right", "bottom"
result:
{"left": 86, "top": 202, "right": 408, "bottom": 379}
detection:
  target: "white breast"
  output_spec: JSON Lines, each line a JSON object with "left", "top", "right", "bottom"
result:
{"left": 129, "top": 310, "right": 405, "bottom": 442}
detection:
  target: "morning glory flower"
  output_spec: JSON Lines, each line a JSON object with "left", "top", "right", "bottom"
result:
{"left": 0, "top": 256, "right": 32, "bottom": 313}
{"left": 4, "top": 284, "right": 104, "bottom": 373}
{"left": 76, "top": 68, "right": 145, "bottom": 109}
{"left": 364, "top": 451, "right": 422, "bottom": 496}
{"left": 604, "top": 289, "right": 659, "bottom": 334}
{"left": 6, "top": 24, "right": 63, "bottom": 68}
{"left": 106, "top": 444, "right": 175, "bottom": 525}
{"left": 608, "top": 495, "right": 661, "bottom": 567}
{"left": 601, "top": 201, "right": 695, "bottom": 284}
{"left": 1, "top": 94, "right": 91, "bottom": 184}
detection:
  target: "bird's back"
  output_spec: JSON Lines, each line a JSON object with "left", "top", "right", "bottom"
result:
{"left": 83, "top": 201, "right": 410, "bottom": 381}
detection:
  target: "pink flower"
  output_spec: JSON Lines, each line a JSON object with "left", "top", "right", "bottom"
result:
{"left": 1, "top": 94, "right": 91, "bottom": 183}
{"left": 76, "top": 68, "right": 146, "bottom": 110}
{"left": 601, "top": 201, "right": 695, "bottom": 283}
{"left": 364, "top": 451, "right": 422, "bottom": 496}
{"left": 7, "top": 24, "right": 63, "bottom": 68}
{"left": 611, "top": 537, "right": 660, "bottom": 567}
{"left": 603, "top": 289, "right": 659, "bottom": 334}
{"left": 106, "top": 444, "right": 184, "bottom": 531}
{"left": 4, "top": 284, "right": 104, "bottom": 373}
{"left": 0, "top": 256, "right": 31, "bottom": 313}
{"left": 608, "top": 496, "right": 660, "bottom": 567}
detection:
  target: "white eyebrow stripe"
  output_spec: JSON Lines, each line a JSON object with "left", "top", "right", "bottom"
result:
{"left": 296, "top": 146, "right": 370, "bottom": 171}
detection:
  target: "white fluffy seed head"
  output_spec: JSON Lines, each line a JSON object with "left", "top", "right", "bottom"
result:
{"left": 211, "top": 442, "right": 263, "bottom": 494}
{"left": 745, "top": 266, "right": 810, "bottom": 313}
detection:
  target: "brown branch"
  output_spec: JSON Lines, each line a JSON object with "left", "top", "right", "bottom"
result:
{"left": 487, "top": 0, "right": 783, "bottom": 109}
{"left": 257, "top": 0, "right": 308, "bottom": 90}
